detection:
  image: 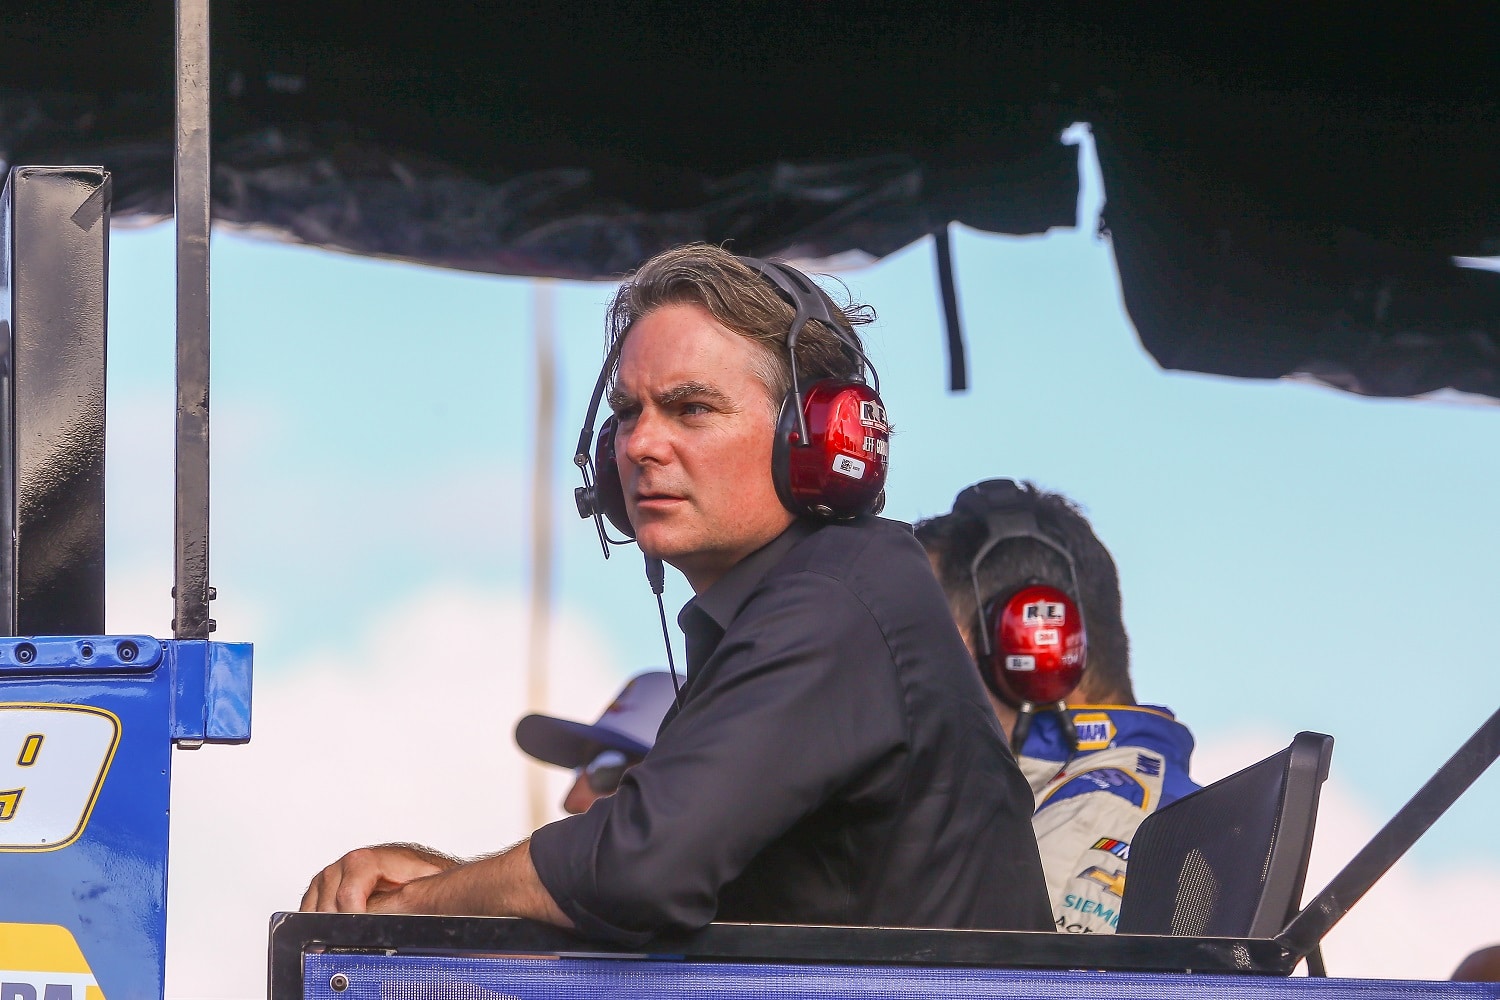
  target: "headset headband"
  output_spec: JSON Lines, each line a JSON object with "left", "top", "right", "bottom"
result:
{"left": 574, "top": 334, "right": 624, "bottom": 470}
{"left": 737, "top": 256, "right": 880, "bottom": 449}
{"left": 736, "top": 258, "right": 874, "bottom": 376}
{"left": 956, "top": 480, "right": 1087, "bottom": 657}
{"left": 572, "top": 334, "right": 628, "bottom": 554}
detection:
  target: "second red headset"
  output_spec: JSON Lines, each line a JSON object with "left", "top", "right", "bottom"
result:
{"left": 954, "top": 479, "right": 1088, "bottom": 753}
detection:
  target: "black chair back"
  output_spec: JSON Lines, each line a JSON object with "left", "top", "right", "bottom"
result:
{"left": 1118, "top": 731, "right": 1333, "bottom": 938}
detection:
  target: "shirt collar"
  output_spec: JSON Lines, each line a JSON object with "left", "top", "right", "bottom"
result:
{"left": 1020, "top": 704, "right": 1196, "bottom": 770}
{"left": 678, "top": 518, "right": 818, "bottom": 634}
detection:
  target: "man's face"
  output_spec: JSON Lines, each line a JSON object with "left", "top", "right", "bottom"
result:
{"left": 562, "top": 772, "right": 606, "bottom": 814}
{"left": 561, "top": 749, "right": 641, "bottom": 814}
{"left": 611, "top": 302, "right": 795, "bottom": 592}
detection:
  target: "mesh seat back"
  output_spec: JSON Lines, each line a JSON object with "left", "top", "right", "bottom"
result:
{"left": 1118, "top": 732, "right": 1332, "bottom": 938}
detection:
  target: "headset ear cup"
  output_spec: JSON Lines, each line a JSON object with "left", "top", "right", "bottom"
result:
{"left": 991, "top": 585, "right": 1086, "bottom": 706}
{"left": 771, "top": 391, "right": 803, "bottom": 516}
{"left": 593, "top": 416, "right": 635, "bottom": 538}
{"left": 776, "top": 380, "right": 888, "bottom": 520}
{"left": 979, "top": 597, "right": 1017, "bottom": 706}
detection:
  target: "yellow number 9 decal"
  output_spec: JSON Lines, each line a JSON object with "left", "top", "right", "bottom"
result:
{"left": 0, "top": 704, "right": 120, "bottom": 852}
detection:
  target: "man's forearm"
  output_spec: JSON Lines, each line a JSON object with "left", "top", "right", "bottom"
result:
{"left": 385, "top": 842, "right": 464, "bottom": 871}
{"left": 377, "top": 838, "right": 572, "bottom": 927}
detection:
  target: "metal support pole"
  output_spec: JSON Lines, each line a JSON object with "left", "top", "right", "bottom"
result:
{"left": 173, "top": 0, "right": 212, "bottom": 639}
{"left": 525, "top": 279, "right": 558, "bottom": 830}
{"left": 933, "top": 225, "right": 967, "bottom": 393}
{"left": 1277, "top": 705, "right": 1500, "bottom": 960}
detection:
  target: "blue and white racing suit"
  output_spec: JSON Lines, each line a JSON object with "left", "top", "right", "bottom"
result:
{"left": 1016, "top": 705, "right": 1198, "bottom": 933}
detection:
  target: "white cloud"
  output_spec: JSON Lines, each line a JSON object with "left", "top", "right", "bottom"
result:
{"left": 163, "top": 585, "right": 623, "bottom": 1000}
{"left": 104, "top": 539, "right": 271, "bottom": 644}
{"left": 105, "top": 391, "right": 280, "bottom": 639}
{"left": 105, "top": 566, "right": 173, "bottom": 638}
{"left": 1194, "top": 730, "right": 1500, "bottom": 980}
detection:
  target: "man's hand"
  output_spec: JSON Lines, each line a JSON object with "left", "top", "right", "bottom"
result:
{"left": 300, "top": 843, "right": 459, "bottom": 913}
{"left": 300, "top": 839, "right": 572, "bottom": 928}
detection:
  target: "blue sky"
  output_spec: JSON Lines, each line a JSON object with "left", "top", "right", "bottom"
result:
{"left": 99, "top": 136, "right": 1499, "bottom": 990}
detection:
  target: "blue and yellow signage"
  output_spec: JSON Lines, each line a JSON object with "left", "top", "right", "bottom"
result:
{"left": 0, "top": 922, "right": 106, "bottom": 1000}
{"left": 0, "top": 638, "right": 251, "bottom": 1000}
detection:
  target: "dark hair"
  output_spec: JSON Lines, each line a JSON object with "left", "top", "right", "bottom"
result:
{"left": 604, "top": 243, "right": 874, "bottom": 413}
{"left": 915, "top": 482, "right": 1134, "bottom": 704}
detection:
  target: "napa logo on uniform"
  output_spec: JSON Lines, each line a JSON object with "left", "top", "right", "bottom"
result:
{"left": 0, "top": 704, "right": 120, "bottom": 852}
{"left": 0, "top": 923, "right": 106, "bottom": 999}
{"left": 1072, "top": 712, "right": 1116, "bottom": 751}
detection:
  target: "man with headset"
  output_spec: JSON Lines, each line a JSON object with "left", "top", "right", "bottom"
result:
{"left": 916, "top": 480, "right": 1199, "bottom": 934}
{"left": 302, "top": 245, "right": 1051, "bottom": 942}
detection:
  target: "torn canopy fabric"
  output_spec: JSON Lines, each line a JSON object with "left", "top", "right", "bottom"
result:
{"left": 0, "top": 2, "right": 1495, "bottom": 401}
{"left": 1, "top": 89, "right": 1074, "bottom": 280}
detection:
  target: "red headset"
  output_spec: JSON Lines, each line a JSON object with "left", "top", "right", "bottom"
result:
{"left": 954, "top": 479, "right": 1088, "bottom": 753}
{"left": 984, "top": 584, "right": 1086, "bottom": 706}
{"left": 574, "top": 256, "right": 889, "bottom": 551}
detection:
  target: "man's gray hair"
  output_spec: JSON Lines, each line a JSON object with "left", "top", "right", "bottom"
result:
{"left": 604, "top": 244, "right": 874, "bottom": 415}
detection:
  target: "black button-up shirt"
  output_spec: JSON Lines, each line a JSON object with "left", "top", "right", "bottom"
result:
{"left": 530, "top": 516, "right": 1051, "bottom": 944}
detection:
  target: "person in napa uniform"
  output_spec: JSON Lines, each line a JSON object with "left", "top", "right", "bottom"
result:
{"left": 917, "top": 479, "right": 1199, "bottom": 934}
{"left": 514, "top": 671, "right": 676, "bottom": 815}
{"left": 301, "top": 245, "right": 1051, "bottom": 943}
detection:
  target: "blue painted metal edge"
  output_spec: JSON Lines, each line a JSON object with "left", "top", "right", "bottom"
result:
{"left": 170, "top": 639, "right": 253, "bottom": 743}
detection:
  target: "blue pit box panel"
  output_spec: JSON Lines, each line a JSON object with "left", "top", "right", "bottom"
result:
{"left": 300, "top": 953, "right": 1500, "bottom": 1000}
{"left": 0, "top": 636, "right": 252, "bottom": 1000}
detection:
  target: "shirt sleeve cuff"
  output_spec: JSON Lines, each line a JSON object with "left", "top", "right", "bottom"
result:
{"left": 530, "top": 815, "right": 658, "bottom": 947}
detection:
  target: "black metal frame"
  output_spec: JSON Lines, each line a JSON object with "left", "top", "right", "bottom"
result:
{"left": 267, "top": 914, "right": 1297, "bottom": 998}
{"left": 268, "top": 707, "right": 1500, "bottom": 997}
{"left": 173, "top": 0, "right": 213, "bottom": 640}
{"left": 1276, "top": 705, "right": 1500, "bottom": 958}
{"left": 0, "top": 166, "right": 110, "bottom": 636}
